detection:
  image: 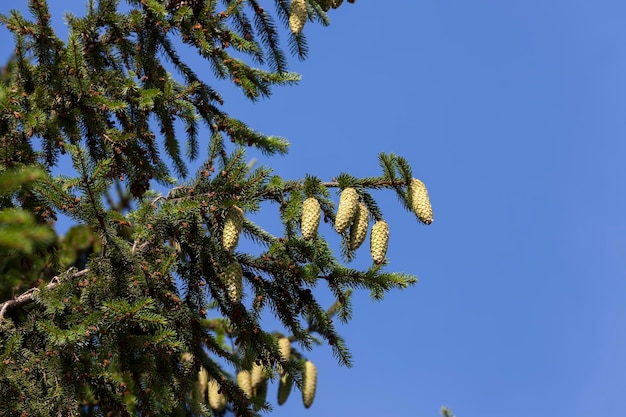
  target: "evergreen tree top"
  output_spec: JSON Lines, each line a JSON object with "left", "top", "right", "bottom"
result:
{"left": 0, "top": 1, "right": 433, "bottom": 416}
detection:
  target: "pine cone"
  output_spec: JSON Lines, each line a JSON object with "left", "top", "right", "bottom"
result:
{"left": 277, "top": 372, "right": 293, "bottom": 405}
{"left": 277, "top": 337, "right": 291, "bottom": 375}
{"left": 334, "top": 187, "right": 359, "bottom": 234}
{"left": 207, "top": 378, "right": 227, "bottom": 411}
{"left": 408, "top": 178, "right": 433, "bottom": 225}
{"left": 222, "top": 205, "right": 243, "bottom": 252}
{"left": 224, "top": 261, "right": 243, "bottom": 303}
{"left": 254, "top": 378, "right": 268, "bottom": 407}
{"left": 332, "top": 0, "right": 344, "bottom": 8}
{"left": 370, "top": 220, "right": 389, "bottom": 264}
{"left": 301, "top": 197, "right": 321, "bottom": 240}
{"left": 194, "top": 367, "right": 208, "bottom": 404}
{"left": 349, "top": 202, "right": 369, "bottom": 250}
{"left": 250, "top": 363, "right": 269, "bottom": 390}
{"left": 237, "top": 370, "right": 252, "bottom": 398}
{"left": 278, "top": 337, "right": 291, "bottom": 362}
{"left": 289, "top": 0, "right": 307, "bottom": 35}
{"left": 302, "top": 360, "right": 317, "bottom": 408}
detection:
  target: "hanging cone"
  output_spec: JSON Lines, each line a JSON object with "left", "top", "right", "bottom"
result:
{"left": 223, "top": 261, "right": 243, "bottom": 303}
{"left": 301, "top": 197, "right": 321, "bottom": 240}
{"left": 278, "top": 337, "right": 291, "bottom": 362}
{"left": 250, "top": 363, "right": 269, "bottom": 390}
{"left": 222, "top": 205, "right": 244, "bottom": 252}
{"left": 370, "top": 220, "right": 389, "bottom": 264}
{"left": 289, "top": 0, "right": 307, "bottom": 35}
{"left": 408, "top": 178, "right": 433, "bottom": 225}
{"left": 207, "top": 378, "right": 227, "bottom": 411}
{"left": 334, "top": 187, "right": 359, "bottom": 234}
{"left": 237, "top": 370, "right": 252, "bottom": 398}
{"left": 277, "top": 372, "right": 293, "bottom": 405}
{"left": 302, "top": 360, "right": 317, "bottom": 408}
{"left": 349, "top": 202, "right": 369, "bottom": 250}
{"left": 193, "top": 367, "right": 208, "bottom": 405}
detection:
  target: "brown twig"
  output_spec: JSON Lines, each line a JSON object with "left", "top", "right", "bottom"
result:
{"left": 0, "top": 268, "right": 90, "bottom": 321}
{"left": 0, "top": 236, "right": 156, "bottom": 322}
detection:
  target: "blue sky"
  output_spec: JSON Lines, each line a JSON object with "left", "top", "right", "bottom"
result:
{"left": 2, "top": 1, "right": 626, "bottom": 416}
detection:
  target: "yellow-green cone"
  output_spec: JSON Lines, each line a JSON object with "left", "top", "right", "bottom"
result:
{"left": 301, "top": 197, "right": 321, "bottom": 240}
{"left": 302, "top": 360, "right": 317, "bottom": 408}
{"left": 207, "top": 378, "right": 227, "bottom": 411}
{"left": 194, "top": 367, "right": 208, "bottom": 405}
{"left": 277, "top": 337, "right": 291, "bottom": 375}
{"left": 349, "top": 202, "right": 369, "bottom": 250}
{"left": 408, "top": 178, "right": 433, "bottom": 225}
{"left": 224, "top": 261, "right": 243, "bottom": 303}
{"left": 370, "top": 220, "right": 389, "bottom": 264}
{"left": 335, "top": 187, "right": 359, "bottom": 234}
{"left": 181, "top": 352, "right": 193, "bottom": 365}
{"left": 253, "top": 378, "right": 268, "bottom": 410}
{"left": 277, "top": 372, "right": 293, "bottom": 405}
{"left": 289, "top": 0, "right": 307, "bottom": 35}
{"left": 222, "top": 205, "right": 244, "bottom": 252}
{"left": 237, "top": 370, "right": 252, "bottom": 398}
{"left": 250, "top": 363, "right": 269, "bottom": 390}
{"left": 278, "top": 337, "right": 291, "bottom": 362}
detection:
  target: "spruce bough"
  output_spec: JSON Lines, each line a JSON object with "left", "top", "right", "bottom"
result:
{"left": 0, "top": 1, "right": 433, "bottom": 416}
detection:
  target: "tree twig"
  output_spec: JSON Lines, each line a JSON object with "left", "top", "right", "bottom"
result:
{"left": 0, "top": 237, "right": 154, "bottom": 322}
{"left": 0, "top": 269, "right": 90, "bottom": 321}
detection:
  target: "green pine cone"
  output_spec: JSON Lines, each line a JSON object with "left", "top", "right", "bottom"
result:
{"left": 370, "top": 220, "right": 389, "bottom": 264}
{"left": 408, "top": 178, "right": 433, "bottom": 225}
{"left": 207, "top": 378, "right": 227, "bottom": 411}
{"left": 277, "top": 337, "right": 291, "bottom": 375}
{"left": 251, "top": 363, "right": 269, "bottom": 390}
{"left": 194, "top": 368, "right": 208, "bottom": 405}
{"left": 222, "top": 205, "right": 244, "bottom": 252}
{"left": 278, "top": 337, "right": 291, "bottom": 362}
{"left": 181, "top": 352, "right": 193, "bottom": 364}
{"left": 237, "top": 370, "right": 252, "bottom": 398}
{"left": 349, "top": 202, "right": 369, "bottom": 250}
{"left": 335, "top": 187, "right": 359, "bottom": 234}
{"left": 277, "top": 372, "right": 293, "bottom": 405}
{"left": 253, "top": 378, "right": 268, "bottom": 410}
{"left": 302, "top": 360, "right": 317, "bottom": 408}
{"left": 224, "top": 261, "right": 243, "bottom": 303}
{"left": 289, "top": 0, "right": 307, "bottom": 35}
{"left": 301, "top": 197, "right": 321, "bottom": 240}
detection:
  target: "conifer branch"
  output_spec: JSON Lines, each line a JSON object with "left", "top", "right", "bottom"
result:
{"left": 0, "top": 2, "right": 432, "bottom": 414}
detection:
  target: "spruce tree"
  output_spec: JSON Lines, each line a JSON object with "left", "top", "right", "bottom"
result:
{"left": 0, "top": 1, "right": 434, "bottom": 416}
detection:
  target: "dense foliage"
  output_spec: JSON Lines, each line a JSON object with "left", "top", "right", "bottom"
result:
{"left": 0, "top": 1, "right": 433, "bottom": 416}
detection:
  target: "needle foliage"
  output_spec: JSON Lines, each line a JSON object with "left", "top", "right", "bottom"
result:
{"left": 0, "top": 1, "right": 432, "bottom": 416}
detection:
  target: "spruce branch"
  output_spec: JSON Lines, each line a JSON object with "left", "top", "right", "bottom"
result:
{"left": 0, "top": 2, "right": 435, "bottom": 415}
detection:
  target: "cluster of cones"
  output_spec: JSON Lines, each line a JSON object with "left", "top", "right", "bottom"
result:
{"left": 190, "top": 337, "right": 318, "bottom": 411}
{"left": 302, "top": 178, "right": 433, "bottom": 264}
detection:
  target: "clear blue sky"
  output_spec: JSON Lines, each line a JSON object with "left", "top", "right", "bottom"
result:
{"left": 2, "top": 1, "right": 626, "bottom": 416}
